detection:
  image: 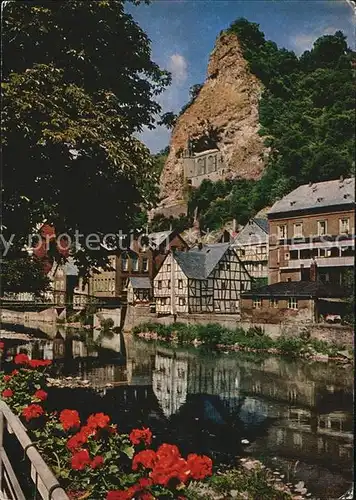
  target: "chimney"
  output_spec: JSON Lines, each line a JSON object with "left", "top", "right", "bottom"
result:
{"left": 310, "top": 258, "right": 318, "bottom": 282}
{"left": 232, "top": 219, "right": 237, "bottom": 233}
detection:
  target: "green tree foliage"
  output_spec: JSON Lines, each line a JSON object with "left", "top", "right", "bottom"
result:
{"left": 150, "top": 214, "right": 192, "bottom": 233}
{"left": 1, "top": 257, "right": 51, "bottom": 296}
{"left": 185, "top": 21, "right": 355, "bottom": 230}
{"left": 228, "top": 20, "right": 355, "bottom": 199}
{"left": 158, "top": 112, "right": 177, "bottom": 129}
{"left": 2, "top": 1, "right": 171, "bottom": 273}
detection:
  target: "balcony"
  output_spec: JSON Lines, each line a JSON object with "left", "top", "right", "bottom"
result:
{"left": 280, "top": 256, "right": 354, "bottom": 270}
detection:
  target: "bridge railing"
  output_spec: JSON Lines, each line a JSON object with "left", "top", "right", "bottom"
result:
{"left": 0, "top": 401, "right": 68, "bottom": 500}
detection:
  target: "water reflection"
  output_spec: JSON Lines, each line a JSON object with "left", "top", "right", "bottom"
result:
{"left": 0, "top": 324, "right": 353, "bottom": 498}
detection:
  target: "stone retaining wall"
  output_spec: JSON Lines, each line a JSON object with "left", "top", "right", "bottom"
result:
{"left": 123, "top": 305, "right": 353, "bottom": 347}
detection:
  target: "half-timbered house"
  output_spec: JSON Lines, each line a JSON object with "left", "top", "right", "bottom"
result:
{"left": 232, "top": 218, "right": 269, "bottom": 280}
{"left": 127, "top": 277, "right": 152, "bottom": 305}
{"left": 154, "top": 243, "right": 252, "bottom": 315}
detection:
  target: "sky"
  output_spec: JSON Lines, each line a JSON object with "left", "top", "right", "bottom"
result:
{"left": 126, "top": 0, "right": 356, "bottom": 153}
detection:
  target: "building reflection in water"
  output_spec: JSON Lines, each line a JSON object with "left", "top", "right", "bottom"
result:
{"left": 3, "top": 328, "right": 353, "bottom": 498}
{"left": 152, "top": 351, "right": 188, "bottom": 418}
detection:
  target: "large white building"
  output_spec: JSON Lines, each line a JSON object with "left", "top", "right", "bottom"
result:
{"left": 153, "top": 243, "right": 252, "bottom": 315}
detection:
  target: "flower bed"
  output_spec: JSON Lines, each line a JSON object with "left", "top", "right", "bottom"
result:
{"left": 0, "top": 350, "right": 214, "bottom": 499}
{"left": 0, "top": 343, "right": 305, "bottom": 499}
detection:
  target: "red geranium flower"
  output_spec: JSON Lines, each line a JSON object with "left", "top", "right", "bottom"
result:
{"left": 80, "top": 425, "right": 97, "bottom": 439}
{"left": 60, "top": 409, "right": 81, "bottom": 431}
{"left": 132, "top": 450, "right": 157, "bottom": 471}
{"left": 187, "top": 453, "right": 213, "bottom": 480}
{"left": 14, "top": 353, "right": 29, "bottom": 365}
{"left": 139, "top": 494, "right": 154, "bottom": 500}
{"left": 34, "top": 389, "right": 48, "bottom": 401}
{"left": 129, "top": 427, "right": 152, "bottom": 447}
{"left": 137, "top": 478, "right": 152, "bottom": 489}
{"left": 4, "top": 375, "right": 12, "bottom": 383}
{"left": 28, "top": 359, "right": 52, "bottom": 369}
{"left": 71, "top": 449, "right": 90, "bottom": 470}
{"left": 150, "top": 456, "right": 190, "bottom": 487}
{"left": 156, "top": 443, "right": 180, "bottom": 460}
{"left": 67, "top": 432, "right": 87, "bottom": 453}
{"left": 106, "top": 491, "right": 131, "bottom": 500}
{"left": 0, "top": 341, "right": 5, "bottom": 350}
{"left": 2, "top": 389, "right": 13, "bottom": 398}
{"left": 11, "top": 370, "right": 19, "bottom": 376}
{"left": 90, "top": 455, "right": 104, "bottom": 469}
{"left": 87, "top": 412, "right": 110, "bottom": 429}
{"left": 22, "top": 404, "right": 44, "bottom": 422}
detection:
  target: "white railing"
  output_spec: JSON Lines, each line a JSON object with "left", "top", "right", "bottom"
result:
{"left": 0, "top": 401, "right": 68, "bottom": 500}
{"left": 281, "top": 256, "right": 354, "bottom": 269}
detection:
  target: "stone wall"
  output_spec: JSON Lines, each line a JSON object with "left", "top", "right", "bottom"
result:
{"left": 241, "top": 297, "right": 314, "bottom": 324}
{"left": 123, "top": 305, "right": 353, "bottom": 347}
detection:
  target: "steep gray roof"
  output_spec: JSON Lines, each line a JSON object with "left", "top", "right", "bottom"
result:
{"left": 174, "top": 243, "right": 230, "bottom": 280}
{"left": 233, "top": 218, "right": 268, "bottom": 246}
{"left": 254, "top": 218, "right": 268, "bottom": 233}
{"left": 268, "top": 178, "right": 355, "bottom": 216}
{"left": 128, "top": 277, "right": 151, "bottom": 289}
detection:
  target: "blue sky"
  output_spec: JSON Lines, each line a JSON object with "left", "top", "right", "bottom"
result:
{"left": 126, "top": 0, "right": 355, "bottom": 153}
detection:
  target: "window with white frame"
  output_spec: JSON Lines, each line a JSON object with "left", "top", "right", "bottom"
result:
{"left": 179, "top": 297, "right": 186, "bottom": 306}
{"left": 288, "top": 297, "right": 298, "bottom": 309}
{"left": 278, "top": 225, "right": 287, "bottom": 239}
{"left": 158, "top": 280, "right": 162, "bottom": 290}
{"left": 317, "top": 220, "right": 327, "bottom": 236}
{"left": 167, "top": 263, "right": 171, "bottom": 272}
{"left": 293, "top": 223, "right": 303, "bottom": 238}
{"left": 319, "top": 248, "right": 326, "bottom": 258}
{"left": 270, "top": 298, "right": 279, "bottom": 308}
{"left": 178, "top": 279, "right": 183, "bottom": 289}
{"left": 253, "top": 298, "right": 262, "bottom": 309}
{"left": 339, "top": 218, "right": 350, "bottom": 234}
{"left": 142, "top": 258, "right": 149, "bottom": 272}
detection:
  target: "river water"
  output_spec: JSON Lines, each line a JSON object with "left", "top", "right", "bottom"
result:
{"left": 0, "top": 323, "right": 353, "bottom": 499}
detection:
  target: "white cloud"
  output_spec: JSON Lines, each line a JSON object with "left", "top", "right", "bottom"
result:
{"left": 291, "top": 25, "right": 342, "bottom": 54}
{"left": 138, "top": 53, "right": 190, "bottom": 152}
{"left": 167, "top": 54, "right": 188, "bottom": 84}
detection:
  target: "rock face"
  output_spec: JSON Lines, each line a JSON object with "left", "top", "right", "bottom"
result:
{"left": 157, "top": 32, "right": 266, "bottom": 216}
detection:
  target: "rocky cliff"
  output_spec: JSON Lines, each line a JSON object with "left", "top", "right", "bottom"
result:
{"left": 157, "top": 32, "right": 267, "bottom": 216}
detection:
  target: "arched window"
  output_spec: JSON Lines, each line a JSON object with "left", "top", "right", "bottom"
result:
{"left": 196, "top": 157, "right": 206, "bottom": 176}
{"left": 207, "top": 155, "right": 216, "bottom": 173}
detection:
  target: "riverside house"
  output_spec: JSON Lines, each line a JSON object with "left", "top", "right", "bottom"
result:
{"left": 232, "top": 218, "right": 269, "bottom": 281}
{"left": 268, "top": 177, "right": 355, "bottom": 285}
{"left": 240, "top": 280, "right": 350, "bottom": 324}
{"left": 153, "top": 242, "right": 252, "bottom": 315}
{"left": 89, "top": 230, "right": 188, "bottom": 302}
